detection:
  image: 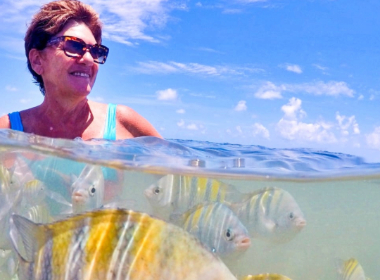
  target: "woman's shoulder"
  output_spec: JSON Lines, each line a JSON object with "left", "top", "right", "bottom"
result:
{"left": 115, "top": 104, "right": 162, "bottom": 138}
{"left": 0, "top": 114, "right": 10, "bottom": 129}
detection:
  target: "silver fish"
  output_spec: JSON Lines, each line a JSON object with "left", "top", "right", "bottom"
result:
{"left": 71, "top": 164, "right": 105, "bottom": 213}
{"left": 171, "top": 202, "right": 251, "bottom": 256}
{"left": 144, "top": 174, "right": 243, "bottom": 216}
{"left": 10, "top": 208, "right": 237, "bottom": 280}
{"left": 231, "top": 187, "right": 306, "bottom": 243}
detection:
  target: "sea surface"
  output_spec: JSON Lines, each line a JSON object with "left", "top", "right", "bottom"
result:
{"left": 0, "top": 128, "right": 379, "bottom": 279}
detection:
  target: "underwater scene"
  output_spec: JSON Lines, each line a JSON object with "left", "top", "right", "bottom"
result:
{"left": 0, "top": 129, "right": 379, "bottom": 280}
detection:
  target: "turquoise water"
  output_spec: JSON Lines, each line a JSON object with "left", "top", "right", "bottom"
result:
{"left": 0, "top": 129, "right": 379, "bottom": 279}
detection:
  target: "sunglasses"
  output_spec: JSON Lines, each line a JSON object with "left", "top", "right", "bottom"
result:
{"left": 47, "top": 36, "right": 109, "bottom": 64}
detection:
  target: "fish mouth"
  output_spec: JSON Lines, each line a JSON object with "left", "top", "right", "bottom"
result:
{"left": 236, "top": 237, "right": 251, "bottom": 251}
{"left": 295, "top": 218, "right": 307, "bottom": 230}
{"left": 72, "top": 192, "right": 86, "bottom": 203}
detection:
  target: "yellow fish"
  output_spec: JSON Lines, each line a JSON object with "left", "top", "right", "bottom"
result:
{"left": 10, "top": 208, "right": 237, "bottom": 280}
{"left": 240, "top": 274, "right": 292, "bottom": 280}
{"left": 144, "top": 174, "right": 243, "bottom": 216}
{"left": 336, "top": 258, "right": 371, "bottom": 280}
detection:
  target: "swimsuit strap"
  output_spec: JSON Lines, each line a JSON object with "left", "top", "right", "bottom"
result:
{"left": 103, "top": 103, "right": 117, "bottom": 140}
{"left": 8, "top": 112, "right": 24, "bottom": 132}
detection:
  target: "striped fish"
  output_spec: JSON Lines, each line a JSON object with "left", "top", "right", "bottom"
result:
{"left": 336, "top": 258, "right": 371, "bottom": 280}
{"left": 170, "top": 202, "right": 250, "bottom": 256}
{"left": 240, "top": 274, "right": 292, "bottom": 280}
{"left": 22, "top": 179, "right": 46, "bottom": 206}
{"left": 230, "top": 187, "right": 306, "bottom": 243}
{"left": 10, "top": 208, "right": 237, "bottom": 280}
{"left": 144, "top": 174, "right": 243, "bottom": 216}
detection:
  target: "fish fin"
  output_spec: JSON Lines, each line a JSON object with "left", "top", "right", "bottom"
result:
{"left": 168, "top": 212, "right": 185, "bottom": 225}
{"left": 102, "top": 199, "right": 136, "bottom": 210}
{"left": 241, "top": 187, "right": 279, "bottom": 202}
{"left": 10, "top": 214, "right": 45, "bottom": 263}
{"left": 188, "top": 225, "right": 200, "bottom": 235}
{"left": 45, "top": 188, "right": 72, "bottom": 207}
{"left": 263, "top": 218, "right": 276, "bottom": 232}
{"left": 333, "top": 258, "right": 346, "bottom": 279}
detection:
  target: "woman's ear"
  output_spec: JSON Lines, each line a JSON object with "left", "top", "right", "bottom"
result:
{"left": 29, "top": 49, "right": 44, "bottom": 75}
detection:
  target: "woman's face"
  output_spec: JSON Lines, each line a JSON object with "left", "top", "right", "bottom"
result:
{"left": 40, "top": 20, "right": 99, "bottom": 99}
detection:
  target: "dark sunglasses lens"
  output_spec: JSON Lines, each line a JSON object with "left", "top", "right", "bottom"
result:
{"left": 90, "top": 46, "right": 108, "bottom": 63}
{"left": 64, "top": 40, "right": 85, "bottom": 57}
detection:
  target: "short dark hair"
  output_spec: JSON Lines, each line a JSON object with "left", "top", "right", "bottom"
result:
{"left": 25, "top": 0, "right": 103, "bottom": 95}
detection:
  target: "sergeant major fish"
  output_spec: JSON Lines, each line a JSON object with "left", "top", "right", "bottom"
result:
{"left": 240, "top": 274, "right": 292, "bottom": 280}
{"left": 335, "top": 258, "right": 371, "bottom": 280}
{"left": 170, "top": 202, "right": 251, "bottom": 256}
{"left": 230, "top": 187, "right": 306, "bottom": 244}
{"left": 10, "top": 208, "right": 237, "bottom": 280}
{"left": 144, "top": 174, "right": 243, "bottom": 217}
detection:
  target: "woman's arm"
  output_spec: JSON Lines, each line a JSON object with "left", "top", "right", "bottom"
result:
{"left": 116, "top": 105, "right": 162, "bottom": 139}
{"left": 0, "top": 114, "right": 10, "bottom": 129}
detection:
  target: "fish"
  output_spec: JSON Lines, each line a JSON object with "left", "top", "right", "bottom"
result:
{"left": 230, "top": 187, "right": 306, "bottom": 243}
{"left": 239, "top": 274, "right": 292, "bottom": 280}
{"left": 0, "top": 249, "right": 17, "bottom": 279}
{"left": 0, "top": 164, "right": 20, "bottom": 192}
{"left": 0, "top": 169, "right": 22, "bottom": 250}
{"left": 335, "top": 258, "right": 371, "bottom": 280}
{"left": 71, "top": 164, "right": 105, "bottom": 213}
{"left": 21, "top": 179, "right": 46, "bottom": 206}
{"left": 144, "top": 174, "right": 243, "bottom": 216}
{"left": 170, "top": 202, "right": 251, "bottom": 256}
{"left": 10, "top": 208, "right": 237, "bottom": 280}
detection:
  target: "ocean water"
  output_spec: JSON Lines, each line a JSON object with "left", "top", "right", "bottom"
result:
{"left": 0, "top": 128, "right": 379, "bottom": 279}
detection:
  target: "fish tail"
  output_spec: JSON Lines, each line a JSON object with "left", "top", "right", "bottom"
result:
{"left": 10, "top": 214, "right": 45, "bottom": 263}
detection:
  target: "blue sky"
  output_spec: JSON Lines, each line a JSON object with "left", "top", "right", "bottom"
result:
{"left": 0, "top": 0, "right": 379, "bottom": 162}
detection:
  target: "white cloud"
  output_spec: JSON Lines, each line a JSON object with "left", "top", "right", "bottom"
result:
{"left": 280, "top": 97, "right": 306, "bottom": 120}
{"left": 276, "top": 98, "right": 336, "bottom": 143}
{"left": 135, "top": 61, "right": 262, "bottom": 76}
{"left": 20, "top": 99, "right": 31, "bottom": 104}
{"left": 176, "top": 109, "right": 185, "bottom": 114}
{"left": 283, "top": 64, "right": 302, "bottom": 74}
{"left": 358, "top": 94, "right": 364, "bottom": 100}
{"left": 336, "top": 112, "right": 360, "bottom": 135}
{"left": 6, "top": 85, "right": 17, "bottom": 92}
{"left": 177, "top": 119, "right": 184, "bottom": 127}
{"left": 187, "top": 123, "right": 198, "bottom": 130}
{"left": 254, "top": 80, "right": 355, "bottom": 99}
{"left": 286, "top": 81, "right": 354, "bottom": 97}
{"left": 156, "top": 88, "right": 177, "bottom": 101}
{"left": 236, "top": 126, "right": 243, "bottom": 133}
{"left": 366, "top": 127, "right": 380, "bottom": 149}
{"left": 313, "top": 64, "right": 328, "bottom": 71}
{"left": 252, "top": 123, "right": 270, "bottom": 139}
{"left": 370, "top": 94, "right": 375, "bottom": 100}
{"left": 234, "top": 100, "right": 247, "bottom": 111}
{"left": 254, "top": 81, "right": 283, "bottom": 99}
{"left": 0, "top": 0, "right": 183, "bottom": 46}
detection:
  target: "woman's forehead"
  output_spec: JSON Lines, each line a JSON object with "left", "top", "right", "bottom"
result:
{"left": 56, "top": 20, "right": 97, "bottom": 44}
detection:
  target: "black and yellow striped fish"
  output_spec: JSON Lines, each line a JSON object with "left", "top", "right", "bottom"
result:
{"left": 336, "top": 258, "right": 371, "bottom": 280}
{"left": 10, "top": 208, "right": 237, "bottom": 280}
{"left": 240, "top": 273, "right": 292, "bottom": 280}
{"left": 144, "top": 174, "right": 243, "bottom": 215}
{"left": 231, "top": 187, "right": 306, "bottom": 243}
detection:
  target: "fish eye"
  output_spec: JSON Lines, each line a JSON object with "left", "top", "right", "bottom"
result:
{"left": 289, "top": 212, "right": 294, "bottom": 219}
{"left": 225, "top": 228, "right": 234, "bottom": 241}
{"left": 89, "top": 186, "right": 96, "bottom": 196}
{"left": 154, "top": 187, "right": 160, "bottom": 194}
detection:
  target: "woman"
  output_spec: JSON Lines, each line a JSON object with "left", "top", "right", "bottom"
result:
{"left": 0, "top": 0, "right": 162, "bottom": 140}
